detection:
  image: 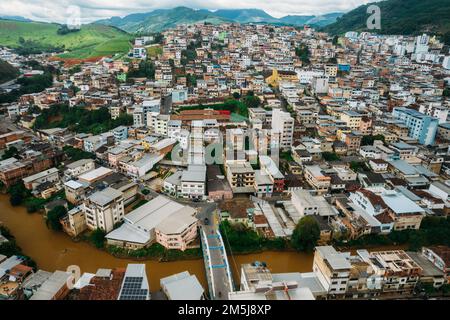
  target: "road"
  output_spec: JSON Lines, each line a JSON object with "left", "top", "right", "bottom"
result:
{"left": 136, "top": 182, "right": 234, "bottom": 300}
{"left": 199, "top": 209, "right": 233, "bottom": 300}
{"left": 0, "top": 77, "right": 20, "bottom": 90}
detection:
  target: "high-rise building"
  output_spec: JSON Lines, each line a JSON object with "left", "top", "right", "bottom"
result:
{"left": 271, "top": 108, "right": 294, "bottom": 150}
{"left": 82, "top": 187, "right": 124, "bottom": 232}
{"left": 392, "top": 107, "right": 439, "bottom": 145}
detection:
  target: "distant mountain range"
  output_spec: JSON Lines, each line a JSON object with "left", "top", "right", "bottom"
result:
{"left": 95, "top": 7, "right": 344, "bottom": 33}
{"left": 323, "top": 0, "right": 450, "bottom": 44}
{"left": 0, "top": 15, "right": 32, "bottom": 22}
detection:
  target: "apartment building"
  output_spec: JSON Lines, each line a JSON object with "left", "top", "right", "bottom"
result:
{"left": 63, "top": 180, "right": 88, "bottom": 205}
{"left": 106, "top": 196, "right": 198, "bottom": 251}
{"left": 340, "top": 111, "right": 362, "bottom": 130}
{"left": 0, "top": 156, "right": 54, "bottom": 188}
{"left": 313, "top": 246, "right": 351, "bottom": 298}
{"left": 82, "top": 187, "right": 125, "bottom": 233}
{"left": 370, "top": 250, "right": 422, "bottom": 296}
{"left": 60, "top": 206, "right": 87, "bottom": 237}
{"left": 64, "top": 159, "right": 95, "bottom": 180}
{"left": 22, "top": 168, "right": 59, "bottom": 191}
{"left": 259, "top": 155, "right": 285, "bottom": 193}
{"left": 392, "top": 107, "right": 439, "bottom": 145}
{"left": 181, "top": 165, "right": 206, "bottom": 200}
{"left": 226, "top": 161, "right": 255, "bottom": 194}
{"left": 304, "top": 165, "right": 331, "bottom": 194}
{"left": 271, "top": 108, "right": 294, "bottom": 150}
{"left": 418, "top": 103, "right": 448, "bottom": 124}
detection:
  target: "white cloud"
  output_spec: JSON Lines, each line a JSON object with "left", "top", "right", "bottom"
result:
{"left": 0, "top": 0, "right": 372, "bottom": 24}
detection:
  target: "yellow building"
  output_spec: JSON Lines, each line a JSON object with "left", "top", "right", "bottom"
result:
{"left": 265, "top": 69, "right": 281, "bottom": 87}
{"left": 340, "top": 111, "right": 362, "bottom": 130}
{"left": 265, "top": 69, "right": 298, "bottom": 88}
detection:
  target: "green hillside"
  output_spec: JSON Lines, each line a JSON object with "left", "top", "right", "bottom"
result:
{"left": 0, "top": 59, "right": 19, "bottom": 84}
{"left": 323, "top": 0, "right": 450, "bottom": 44}
{"left": 0, "top": 20, "right": 132, "bottom": 58}
{"left": 97, "top": 7, "right": 343, "bottom": 33}
{"left": 97, "top": 7, "right": 231, "bottom": 34}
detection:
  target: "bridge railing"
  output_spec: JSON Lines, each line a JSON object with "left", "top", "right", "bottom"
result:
{"left": 199, "top": 226, "right": 215, "bottom": 299}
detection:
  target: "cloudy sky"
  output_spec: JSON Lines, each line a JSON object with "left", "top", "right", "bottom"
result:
{"left": 0, "top": 0, "right": 372, "bottom": 24}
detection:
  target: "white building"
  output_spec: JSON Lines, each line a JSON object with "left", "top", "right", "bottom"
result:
{"left": 311, "top": 76, "right": 329, "bottom": 94}
{"left": 271, "top": 108, "right": 294, "bottom": 150}
{"left": 64, "top": 159, "right": 95, "bottom": 180}
{"left": 181, "top": 165, "right": 206, "bottom": 200}
{"left": 82, "top": 187, "right": 125, "bottom": 232}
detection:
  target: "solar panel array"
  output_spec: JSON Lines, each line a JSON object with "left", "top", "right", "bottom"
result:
{"left": 119, "top": 276, "right": 148, "bottom": 300}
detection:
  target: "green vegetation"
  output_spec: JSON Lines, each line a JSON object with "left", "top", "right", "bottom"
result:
{"left": 97, "top": 8, "right": 340, "bottom": 34}
{"left": 322, "top": 152, "right": 341, "bottom": 161}
{"left": 178, "top": 97, "right": 249, "bottom": 118}
{"left": 0, "top": 226, "right": 37, "bottom": 269}
{"left": 0, "top": 67, "right": 54, "bottom": 104}
{"left": 89, "top": 228, "right": 107, "bottom": 249}
{"left": 181, "top": 48, "right": 197, "bottom": 65}
{"left": 132, "top": 199, "right": 149, "bottom": 210}
{"left": 335, "top": 216, "right": 450, "bottom": 251}
{"left": 62, "top": 146, "right": 95, "bottom": 161}
{"left": 443, "top": 87, "right": 450, "bottom": 97}
{"left": 242, "top": 91, "right": 260, "bottom": 111}
{"left": 57, "top": 25, "right": 80, "bottom": 35}
{"left": 323, "top": 0, "right": 450, "bottom": 45}
{"left": 6, "top": 182, "right": 65, "bottom": 213}
{"left": 69, "top": 65, "right": 82, "bottom": 75}
{"left": 186, "top": 74, "right": 197, "bottom": 86}
{"left": 220, "top": 220, "right": 288, "bottom": 253}
{"left": 280, "top": 151, "right": 294, "bottom": 162}
{"left": 33, "top": 104, "right": 133, "bottom": 134}
{"left": 0, "top": 59, "right": 19, "bottom": 84}
{"left": 291, "top": 216, "right": 320, "bottom": 252}
{"left": 361, "top": 134, "right": 385, "bottom": 146}
{"left": 96, "top": 6, "right": 230, "bottom": 34}
{"left": 295, "top": 43, "right": 310, "bottom": 65}
{"left": 350, "top": 161, "right": 369, "bottom": 173}
{"left": 416, "top": 282, "right": 450, "bottom": 297}
{"left": 0, "top": 20, "right": 132, "bottom": 58}
{"left": 146, "top": 45, "right": 163, "bottom": 58}
{"left": 15, "top": 37, "right": 64, "bottom": 55}
{"left": 8, "top": 182, "right": 31, "bottom": 207}
{"left": 46, "top": 205, "right": 67, "bottom": 231}
{"left": 2, "top": 146, "right": 19, "bottom": 160}
{"left": 107, "top": 243, "right": 202, "bottom": 261}
{"left": 127, "top": 60, "right": 156, "bottom": 79}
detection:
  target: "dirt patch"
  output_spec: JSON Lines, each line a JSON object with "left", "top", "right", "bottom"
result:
{"left": 219, "top": 198, "right": 255, "bottom": 219}
{"left": 49, "top": 56, "right": 106, "bottom": 67}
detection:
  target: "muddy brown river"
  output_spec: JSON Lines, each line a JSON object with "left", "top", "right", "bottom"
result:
{"left": 0, "top": 195, "right": 402, "bottom": 292}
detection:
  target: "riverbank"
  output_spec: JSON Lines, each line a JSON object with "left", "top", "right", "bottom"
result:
{"left": 0, "top": 195, "right": 319, "bottom": 291}
{"left": 0, "top": 194, "right": 427, "bottom": 292}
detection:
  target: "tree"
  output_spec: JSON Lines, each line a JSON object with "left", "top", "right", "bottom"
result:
{"left": 444, "top": 87, "right": 450, "bottom": 97}
{"left": 295, "top": 43, "right": 310, "bottom": 65}
{"left": 46, "top": 205, "right": 67, "bottom": 231}
{"left": 361, "top": 134, "right": 385, "bottom": 146}
{"left": 242, "top": 93, "right": 260, "bottom": 109}
{"left": 89, "top": 228, "right": 106, "bottom": 249}
{"left": 332, "top": 35, "right": 339, "bottom": 45}
{"left": 2, "top": 146, "right": 19, "bottom": 160}
{"left": 322, "top": 152, "right": 340, "bottom": 162}
{"left": 291, "top": 216, "right": 320, "bottom": 252}
{"left": 8, "top": 182, "right": 30, "bottom": 206}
